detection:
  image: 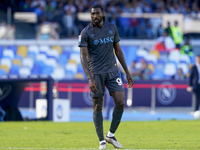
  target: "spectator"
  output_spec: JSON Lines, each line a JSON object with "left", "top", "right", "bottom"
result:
{"left": 64, "top": 0, "right": 77, "bottom": 14}
{"left": 75, "top": 0, "right": 87, "bottom": 12}
{"left": 180, "top": 38, "right": 194, "bottom": 57}
{"left": 0, "top": 22, "right": 15, "bottom": 39}
{"left": 170, "top": 21, "right": 183, "bottom": 49}
{"left": 63, "top": 9, "right": 79, "bottom": 38}
{"left": 172, "top": 68, "right": 186, "bottom": 80}
{"left": 191, "top": 7, "right": 200, "bottom": 20}
{"left": 30, "top": 0, "right": 46, "bottom": 8}
{"left": 157, "top": 31, "right": 176, "bottom": 52}
{"left": 148, "top": 9, "right": 164, "bottom": 38}
{"left": 20, "top": 0, "right": 33, "bottom": 12}
{"left": 0, "top": 22, "right": 8, "bottom": 39}
{"left": 129, "top": 61, "right": 141, "bottom": 80}
{"left": 165, "top": 21, "right": 172, "bottom": 37}
{"left": 9, "top": 0, "right": 200, "bottom": 39}
{"left": 54, "top": 1, "right": 64, "bottom": 16}
{"left": 143, "top": 2, "right": 152, "bottom": 13}
{"left": 37, "top": 18, "right": 59, "bottom": 40}
{"left": 153, "top": 40, "right": 166, "bottom": 53}
{"left": 140, "top": 59, "right": 152, "bottom": 80}
{"left": 46, "top": 0, "right": 55, "bottom": 13}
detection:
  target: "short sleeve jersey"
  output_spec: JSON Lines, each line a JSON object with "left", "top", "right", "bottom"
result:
{"left": 78, "top": 22, "right": 120, "bottom": 74}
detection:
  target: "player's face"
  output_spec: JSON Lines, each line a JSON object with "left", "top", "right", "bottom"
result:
{"left": 91, "top": 8, "right": 104, "bottom": 25}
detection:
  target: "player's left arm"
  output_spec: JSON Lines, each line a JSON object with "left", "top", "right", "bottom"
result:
{"left": 114, "top": 42, "right": 134, "bottom": 88}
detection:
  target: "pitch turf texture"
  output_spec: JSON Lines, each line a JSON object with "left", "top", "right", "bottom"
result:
{"left": 0, "top": 120, "right": 200, "bottom": 150}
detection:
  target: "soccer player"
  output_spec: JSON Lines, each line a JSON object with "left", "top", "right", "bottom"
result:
{"left": 79, "top": 4, "right": 134, "bottom": 149}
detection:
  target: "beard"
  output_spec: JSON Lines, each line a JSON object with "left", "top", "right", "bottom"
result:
{"left": 92, "top": 17, "right": 103, "bottom": 25}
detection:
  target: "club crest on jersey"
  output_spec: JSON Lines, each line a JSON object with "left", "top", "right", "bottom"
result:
{"left": 108, "top": 30, "right": 113, "bottom": 34}
{"left": 91, "top": 34, "right": 95, "bottom": 37}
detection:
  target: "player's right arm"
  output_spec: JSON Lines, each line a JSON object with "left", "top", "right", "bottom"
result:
{"left": 80, "top": 47, "right": 99, "bottom": 93}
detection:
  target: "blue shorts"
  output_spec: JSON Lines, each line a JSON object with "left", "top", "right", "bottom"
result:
{"left": 90, "top": 70, "right": 124, "bottom": 97}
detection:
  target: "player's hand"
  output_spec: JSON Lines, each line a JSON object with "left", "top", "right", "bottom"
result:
{"left": 88, "top": 78, "right": 99, "bottom": 93}
{"left": 186, "top": 86, "right": 193, "bottom": 92}
{"left": 126, "top": 73, "right": 134, "bottom": 88}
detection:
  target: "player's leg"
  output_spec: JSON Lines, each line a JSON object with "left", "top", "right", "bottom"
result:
{"left": 91, "top": 74, "right": 107, "bottom": 149}
{"left": 109, "top": 91, "right": 125, "bottom": 133}
{"left": 105, "top": 70, "right": 125, "bottom": 148}
{"left": 105, "top": 91, "right": 124, "bottom": 148}
{"left": 93, "top": 97, "right": 107, "bottom": 149}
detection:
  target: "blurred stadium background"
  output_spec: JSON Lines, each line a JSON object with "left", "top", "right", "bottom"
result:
{"left": 0, "top": 0, "right": 200, "bottom": 122}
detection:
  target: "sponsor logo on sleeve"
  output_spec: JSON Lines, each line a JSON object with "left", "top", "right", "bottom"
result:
{"left": 79, "top": 35, "right": 81, "bottom": 42}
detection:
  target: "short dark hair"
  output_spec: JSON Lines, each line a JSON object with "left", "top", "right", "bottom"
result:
{"left": 91, "top": 3, "right": 104, "bottom": 13}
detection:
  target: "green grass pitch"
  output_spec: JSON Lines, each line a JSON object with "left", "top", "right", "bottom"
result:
{"left": 0, "top": 120, "right": 200, "bottom": 149}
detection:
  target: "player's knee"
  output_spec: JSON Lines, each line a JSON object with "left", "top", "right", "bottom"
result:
{"left": 93, "top": 103, "right": 103, "bottom": 112}
{"left": 115, "top": 101, "right": 125, "bottom": 111}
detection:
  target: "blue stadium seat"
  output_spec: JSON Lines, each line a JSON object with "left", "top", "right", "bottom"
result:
{"left": 3, "top": 49, "right": 15, "bottom": 59}
{"left": 41, "top": 65, "right": 54, "bottom": 75}
{"left": 0, "top": 46, "right": 4, "bottom": 58}
{"left": 31, "top": 61, "right": 46, "bottom": 75}
{"left": 126, "top": 46, "right": 138, "bottom": 66}
{"left": 0, "top": 69, "right": 7, "bottom": 75}
{"left": 14, "top": 55, "right": 23, "bottom": 61}
{"left": 190, "top": 55, "right": 195, "bottom": 64}
{"left": 19, "top": 67, "right": 31, "bottom": 76}
{"left": 51, "top": 67, "right": 65, "bottom": 80}
{"left": 77, "top": 64, "right": 87, "bottom": 79}
{"left": 27, "top": 51, "right": 36, "bottom": 60}
{"left": 151, "top": 69, "right": 164, "bottom": 79}
{"left": 9, "top": 65, "right": 20, "bottom": 75}
{"left": 62, "top": 46, "right": 72, "bottom": 51}
{"left": 7, "top": 45, "right": 17, "bottom": 55}
{"left": 62, "top": 51, "right": 70, "bottom": 59}
{"left": 58, "top": 54, "right": 68, "bottom": 67}
{"left": 77, "top": 63, "right": 83, "bottom": 72}
{"left": 163, "top": 62, "right": 177, "bottom": 78}
{"left": 65, "top": 70, "right": 75, "bottom": 79}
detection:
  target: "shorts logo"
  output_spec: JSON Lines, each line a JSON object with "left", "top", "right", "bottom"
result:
{"left": 116, "top": 78, "right": 122, "bottom": 86}
{"left": 157, "top": 82, "right": 176, "bottom": 105}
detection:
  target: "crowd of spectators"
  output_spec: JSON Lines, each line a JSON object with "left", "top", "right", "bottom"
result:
{"left": 12, "top": 0, "right": 200, "bottom": 39}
